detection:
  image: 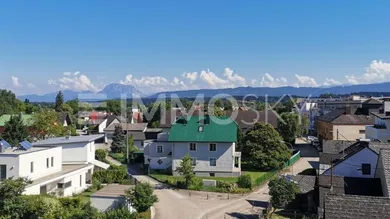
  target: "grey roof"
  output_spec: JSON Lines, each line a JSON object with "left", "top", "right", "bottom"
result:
{"left": 318, "top": 175, "right": 383, "bottom": 209}
{"left": 91, "top": 184, "right": 135, "bottom": 198}
{"left": 371, "top": 111, "right": 390, "bottom": 120}
{"left": 28, "top": 164, "right": 92, "bottom": 187}
{"left": 317, "top": 108, "right": 374, "bottom": 125}
{"left": 228, "top": 110, "right": 278, "bottom": 129}
{"left": 377, "top": 149, "right": 390, "bottom": 196}
{"left": 322, "top": 140, "right": 357, "bottom": 154}
{"left": 324, "top": 194, "right": 390, "bottom": 219}
{"left": 104, "top": 123, "right": 147, "bottom": 132}
{"left": 33, "top": 134, "right": 104, "bottom": 146}
{"left": 319, "top": 152, "right": 344, "bottom": 165}
{"left": 128, "top": 132, "right": 146, "bottom": 141}
{"left": 0, "top": 146, "right": 52, "bottom": 156}
{"left": 289, "top": 175, "right": 316, "bottom": 193}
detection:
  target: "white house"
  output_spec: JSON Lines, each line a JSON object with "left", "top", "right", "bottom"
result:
{"left": 32, "top": 134, "right": 109, "bottom": 170}
{"left": 0, "top": 140, "right": 96, "bottom": 196}
{"left": 366, "top": 102, "right": 390, "bottom": 143}
{"left": 144, "top": 116, "right": 241, "bottom": 177}
{"left": 321, "top": 141, "right": 390, "bottom": 178}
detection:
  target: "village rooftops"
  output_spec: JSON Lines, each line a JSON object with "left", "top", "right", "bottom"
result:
{"left": 32, "top": 134, "right": 104, "bottom": 146}
{"left": 317, "top": 108, "right": 374, "bottom": 125}
{"left": 324, "top": 194, "right": 390, "bottom": 219}
{"left": 104, "top": 123, "right": 148, "bottom": 132}
{"left": 168, "top": 115, "right": 237, "bottom": 142}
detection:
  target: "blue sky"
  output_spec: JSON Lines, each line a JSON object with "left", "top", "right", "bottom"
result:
{"left": 2, "top": 1, "right": 390, "bottom": 95}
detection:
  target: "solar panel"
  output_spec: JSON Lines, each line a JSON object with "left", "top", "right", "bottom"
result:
{"left": 0, "top": 140, "right": 11, "bottom": 149}
{"left": 20, "top": 140, "right": 32, "bottom": 150}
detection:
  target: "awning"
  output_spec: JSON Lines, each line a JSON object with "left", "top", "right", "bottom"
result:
{"left": 90, "top": 159, "right": 110, "bottom": 170}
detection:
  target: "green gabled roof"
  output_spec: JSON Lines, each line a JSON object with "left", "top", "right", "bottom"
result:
{"left": 0, "top": 114, "right": 34, "bottom": 126}
{"left": 168, "top": 116, "right": 237, "bottom": 142}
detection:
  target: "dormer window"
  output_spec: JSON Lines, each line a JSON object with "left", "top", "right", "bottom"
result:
{"left": 198, "top": 126, "right": 204, "bottom": 132}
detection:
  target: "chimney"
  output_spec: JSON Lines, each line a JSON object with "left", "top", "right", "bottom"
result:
{"left": 345, "top": 105, "right": 352, "bottom": 115}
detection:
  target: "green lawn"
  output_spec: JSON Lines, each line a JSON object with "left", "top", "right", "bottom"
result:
{"left": 149, "top": 170, "right": 273, "bottom": 193}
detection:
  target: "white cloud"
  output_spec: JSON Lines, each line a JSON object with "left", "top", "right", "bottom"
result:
{"left": 182, "top": 72, "right": 198, "bottom": 82}
{"left": 323, "top": 78, "right": 341, "bottom": 86}
{"left": 344, "top": 60, "right": 390, "bottom": 84}
{"left": 259, "top": 73, "right": 288, "bottom": 87}
{"left": 27, "top": 83, "right": 36, "bottom": 88}
{"left": 120, "top": 74, "right": 187, "bottom": 93}
{"left": 48, "top": 72, "right": 99, "bottom": 92}
{"left": 199, "top": 69, "right": 229, "bottom": 87}
{"left": 11, "top": 76, "right": 21, "bottom": 87}
{"left": 295, "top": 74, "right": 319, "bottom": 87}
{"left": 223, "top": 67, "right": 246, "bottom": 86}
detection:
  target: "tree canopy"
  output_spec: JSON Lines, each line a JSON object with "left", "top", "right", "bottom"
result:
{"left": 175, "top": 154, "right": 195, "bottom": 188}
{"left": 277, "top": 112, "right": 300, "bottom": 143}
{"left": 244, "top": 122, "right": 290, "bottom": 170}
{"left": 2, "top": 114, "right": 28, "bottom": 146}
{"left": 268, "top": 177, "right": 300, "bottom": 216}
{"left": 111, "top": 125, "right": 126, "bottom": 153}
{"left": 30, "top": 109, "right": 66, "bottom": 140}
{"left": 0, "top": 89, "right": 25, "bottom": 116}
{"left": 125, "top": 182, "right": 158, "bottom": 213}
{"left": 55, "top": 91, "right": 64, "bottom": 112}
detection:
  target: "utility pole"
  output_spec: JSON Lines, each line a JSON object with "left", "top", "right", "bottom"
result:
{"left": 330, "top": 158, "right": 334, "bottom": 193}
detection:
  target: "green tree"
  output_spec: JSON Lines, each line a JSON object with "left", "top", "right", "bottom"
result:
{"left": 111, "top": 125, "right": 126, "bottom": 153}
{"left": 268, "top": 177, "right": 300, "bottom": 217}
{"left": 0, "top": 177, "right": 31, "bottom": 218}
{"left": 2, "top": 114, "right": 28, "bottom": 146}
{"left": 125, "top": 183, "right": 158, "bottom": 213}
{"left": 30, "top": 109, "right": 66, "bottom": 140}
{"left": 66, "top": 98, "right": 79, "bottom": 115}
{"left": 106, "top": 100, "right": 122, "bottom": 115}
{"left": 300, "top": 114, "right": 309, "bottom": 136}
{"left": 127, "top": 136, "right": 139, "bottom": 161}
{"left": 103, "top": 207, "right": 136, "bottom": 219}
{"left": 0, "top": 89, "right": 25, "bottom": 116}
{"left": 244, "top": 122, "right": 290, "bottom": 170}
{"left": 61, "top": 103, "right": 74, "bottom": 115}
{"left": 236, "top": 128, "right": 245, "bottom": 151}
{"left": 277, "top": 112, "right": 300, "bottom": 143}
{"left": 175, "top": 154, "right": 195, "bottom": 188}
{"left": 55, "top": 91, "right": 64, "bottom": 112}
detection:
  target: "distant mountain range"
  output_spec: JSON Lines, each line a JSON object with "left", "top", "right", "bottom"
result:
{"left": 18, "top": 83, "right": 144, "bottom": 102}
{"left": 18, "top": 82, "right": 390, "bottom": 102}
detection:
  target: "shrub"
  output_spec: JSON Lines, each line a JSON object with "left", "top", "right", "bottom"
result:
{"left": 237, "top": 174, "right": 252, "bottom": 189}
{"left": 217, "top": 181, "right": 237, "bottom": 192}
{"left": 167, "top": 178, "right": 178, "bottom": 186}
{"left": 95, "top": 149, "right": 107, "bottom": 162}
{"left": 92, "top": 165, "right": 128, "bottom": 183}
{"left": 58, "top": 196, "right": 84, "bottom": 209}
{"left": 103, "top": 207, "right": 137, "bottom": 219}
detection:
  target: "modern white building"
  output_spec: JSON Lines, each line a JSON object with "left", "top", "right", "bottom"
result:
{"left": 0, "top": 135, "right": 109, "bottom": 197}
{"left": 366, "top": 102, "right": 390, "bottom": 143}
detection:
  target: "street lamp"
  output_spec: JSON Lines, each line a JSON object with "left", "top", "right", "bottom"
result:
{"left": 281, "top": 141, "right": 294, "bottom": 175}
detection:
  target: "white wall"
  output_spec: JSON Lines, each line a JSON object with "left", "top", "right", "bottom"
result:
{"left": 323, "top": 148, "right": 378, "bottom": 178}
{"left": 333, "top": 125, "right": 368, "bottom": 141}
{"left": 19, "top": 147, "right": 62, "bottom": 180}
{"left": 23, "top": 165, "right": 93, "bottom": 196}
{"left": 61, "top": 142, "right": 94, "bottom": 163}
{"left": 0, "top": 155, "right": 19, "bottom": 180}
{"left": 98, "top": 119, "right": 107, "bottom": 133}
{"left": 172, "top": 142, "right": 235, "bottom": 173}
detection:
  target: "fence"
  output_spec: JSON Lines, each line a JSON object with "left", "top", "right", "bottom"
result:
{"left": 284, "top": 150, "right": 301, "bottom": 168}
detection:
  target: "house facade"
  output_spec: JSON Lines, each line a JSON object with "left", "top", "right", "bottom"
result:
{"left": 0, "top": 140, "right": 96, "bottom": 196}
{"left": 366, "top": 102, "right": 390, "bottom": 143}
{"left": 144, "top": 116, "right": 241, "bottom": 177}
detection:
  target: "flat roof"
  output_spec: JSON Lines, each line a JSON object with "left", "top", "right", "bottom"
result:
{"left": 33, "top": 134, "right": 104, "bottom": 146}
{"left": 0, "top": 146, "right": 53, "bottom": 156}
{"left": 27, "top": 164, "right": 92, "bottom": 187}
{"left": 91, "top": 184, "right": 135, "bottom": 198}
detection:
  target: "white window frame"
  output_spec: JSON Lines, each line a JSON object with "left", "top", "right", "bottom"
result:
{"left": 209, "top": 143, "right": 217, "bottom": 152}
{"left": 191, "top": 157, "right": 197, "bottom": 166}
{"left": 157, "top": 145, "right": 163, "bottom": 154}
{"left": 189, "top": 142, "right": 197, "bottom": 151}
{"left": 209, "top": 157, "right": 217, "bottom": 166}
